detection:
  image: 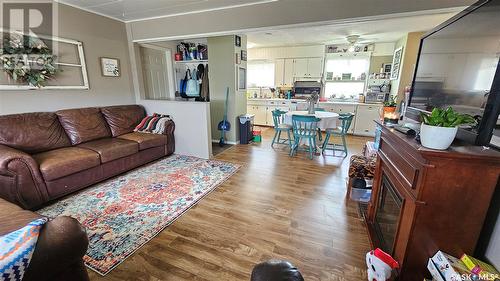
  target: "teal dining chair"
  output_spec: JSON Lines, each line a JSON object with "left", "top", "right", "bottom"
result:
{"left": 313, "top": 107, "right": 325, "bottom": 141}
{"left": 271, "top": 109, "right": 293, "bottom": 148}
{"left": 290, "top": 115, "right": 321, "bottom": 160}
{"left": 321, "top": 113, "right": 355, "bottom": 157}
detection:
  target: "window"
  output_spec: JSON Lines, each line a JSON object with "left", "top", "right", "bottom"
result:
{"left": 324, "top": 53, "right": 370, "bottom": 98}
{"left": 247, "top": 61, "right": 274, "bottom": 88}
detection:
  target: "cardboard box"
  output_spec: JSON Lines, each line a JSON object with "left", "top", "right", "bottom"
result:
{"left": 431, "top": 251, "right": 472, "bottom": 281}
{"left": 428, "top": 258, "right": 446, "bottom": 281}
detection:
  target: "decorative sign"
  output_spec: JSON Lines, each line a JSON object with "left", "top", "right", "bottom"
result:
{"left": 100, "top": 57, "right": 120, "bottom": 77}
{"left": 390, "top": 47, "right": 403, "bottom": 80}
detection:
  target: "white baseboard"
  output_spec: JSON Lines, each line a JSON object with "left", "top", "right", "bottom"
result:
{"left": 211, "top": 139, "right": 238, "bottom": 145}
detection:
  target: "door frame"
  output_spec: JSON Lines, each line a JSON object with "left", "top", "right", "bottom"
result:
{"left": 139, "top": 43, "right": 176, "bottom": 99}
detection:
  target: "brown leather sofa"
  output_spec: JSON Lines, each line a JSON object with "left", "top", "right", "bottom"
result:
{"left": 0, "top": 105, "right": 175, "bottom": 210}
{"left": 0, "top": 197, "right": 89, "bottom": 281}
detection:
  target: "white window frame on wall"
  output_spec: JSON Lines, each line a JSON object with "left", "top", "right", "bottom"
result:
{"left": 0, "top": 33, "right": 89, "bottom": 90}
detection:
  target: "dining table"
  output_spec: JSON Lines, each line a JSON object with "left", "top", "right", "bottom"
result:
{"left": 283, "top": 110, "right": 340, "bottom": 130}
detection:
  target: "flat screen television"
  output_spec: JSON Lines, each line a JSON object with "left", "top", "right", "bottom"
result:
{"left": 407, "top": 0, "right": 500, "bottom": 148}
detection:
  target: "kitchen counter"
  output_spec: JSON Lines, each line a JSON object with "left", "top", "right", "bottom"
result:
{"left": 247, "top": 98, "right": 382, "bottom": 106}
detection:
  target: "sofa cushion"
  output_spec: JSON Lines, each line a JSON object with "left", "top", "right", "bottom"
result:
{"left": 56, "top": 108, "right": 111, "bottom": 145}
{"left": 101, "top": 105, "right": 145, "bottom": 137}
{"left": 117, "top": 132, "right": 167, "bottom": 150}
{"left": 0, "top": 112, "right": 71, "bottom": 154}
{"left": 32, "top": 147, "right": 100, "bottom": 181}
{"left": 78, "top": 138, "right": 139, "bottom": 163}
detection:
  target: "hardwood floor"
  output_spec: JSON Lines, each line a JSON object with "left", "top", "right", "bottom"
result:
{"left": 89, "top": 127, "right": 372, "bottom": 281}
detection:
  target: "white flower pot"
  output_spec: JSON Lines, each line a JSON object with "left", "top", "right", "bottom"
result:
{"left": 420, "top": 123, "right": 458, "bottom": 150}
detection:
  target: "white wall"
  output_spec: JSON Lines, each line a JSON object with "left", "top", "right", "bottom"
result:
{"left": 138, "top": 100, "right": 212, "bottom": 159}
{"left": 248, "top": 45, "right": 325, "bottom": 60}
{"left": 127, "top": 0, "right": 473, "bottom": 42}
{"left": 0, "top": 3, "right": 135, "bottom": 115}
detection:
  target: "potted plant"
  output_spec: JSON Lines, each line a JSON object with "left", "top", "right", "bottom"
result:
{"left": 383, "top": 95, "right": 397, "bottom": 113}
{"left": 419, "top": 107, "right": 476, "bottom": 150}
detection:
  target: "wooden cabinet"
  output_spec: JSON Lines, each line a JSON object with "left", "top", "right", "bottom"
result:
{"left": 247, "top": 105, "right": 267, "bottom": 125}
{"left": 293, "top": 58, "right": 323, "bottom": 78}
{"left": 283, "top": 59, "right": 294, "bottom": 86}
{"left": 275, "top": 59, "right": 295, "bottom": 87}
{"left": 320, "top": 103, "right": 357, "bottom": 134}
{"left": 307, "top": 57, "right": 323, "bottom": 77}
{"left": 354, "top": 104, "right": 382, "bottom": 136}
{"left": 247, "top": 100, "right": 291, "bottom": 126}
{"left": 274, "top": 59, "right": 285, "bottom": 87}
{"left": 366, "top": 123, "right": 500, "bottom": 280}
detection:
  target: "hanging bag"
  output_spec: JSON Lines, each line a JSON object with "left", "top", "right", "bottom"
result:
{"left": 179, "top": 69, "right": 190, "bottom": 95}
{"left": 185, "top": 68, "right": 200, "bottom": 97}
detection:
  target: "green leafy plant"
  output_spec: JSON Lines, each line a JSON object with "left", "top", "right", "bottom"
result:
{"left": 384, "top": 95, "right": 397, "bottom": 107}
{"left": 420, "top": 107, "right": 476, "bottom": 128}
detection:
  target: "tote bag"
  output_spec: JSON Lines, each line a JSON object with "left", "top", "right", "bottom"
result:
{"left": 185, "top": 68, "right": 200, "bottom": 97}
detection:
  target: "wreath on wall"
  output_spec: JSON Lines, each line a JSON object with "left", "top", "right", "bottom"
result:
{"left": 0, "top": 33, "right": 58, "bottom": 88}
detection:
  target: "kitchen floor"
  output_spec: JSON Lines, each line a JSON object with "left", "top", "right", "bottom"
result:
{"left": 89, "top": 126, "right": 373, "bottom": 281}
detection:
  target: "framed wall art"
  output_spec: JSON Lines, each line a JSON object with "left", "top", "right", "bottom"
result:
{"left": 100, "top": 57, "right": 120, "bottom": 77}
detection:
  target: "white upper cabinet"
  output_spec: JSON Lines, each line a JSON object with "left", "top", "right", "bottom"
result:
{"left": 307, "top": 57, "right": 323, "bottom": 77}
{"left": 274, "top": 59, "right": 285, "bottom": 87}
{"left": 283, "top": 59, "right": 294, "bottom": 87}
{"left": 293, "top": 58, "right": 309, "bottom": 77}
{"left": 293, "top": 57, "right": 323, "bottom": 78}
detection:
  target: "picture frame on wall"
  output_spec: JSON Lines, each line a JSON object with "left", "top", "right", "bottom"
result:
{"left": 100, "top": 57, "right": 120, "bottom": 77}
{"left": 235, "top": 35, "right": 241, "bottom": 47}
{"left": 383, "top": 63, "right": 392, "bottom": 74}
{"left": 238, "top": 67, "right": 246, "bottom": 90}
{"left": 390, "top": 47, "right": 403, "bottom": 80}
{"left": 235, "top": 53, "right": 241, "bottom": 64}
{"left": 241, "top": 50, "right": 247, "bottom": 61}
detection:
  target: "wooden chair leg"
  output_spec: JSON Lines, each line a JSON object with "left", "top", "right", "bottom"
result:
{"left": 277, "top": 130, "right": 282, "bottom": 144}
{"left": 271, "top": 130, "right": 278, "bottom": 147}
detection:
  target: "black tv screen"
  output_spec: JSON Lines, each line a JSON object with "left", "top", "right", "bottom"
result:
{"left": 409, "top": 0, "right": 500, "bottom": 146}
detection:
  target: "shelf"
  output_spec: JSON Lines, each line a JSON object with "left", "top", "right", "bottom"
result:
{"left": 325, "top": 79, "right": 366, "bottom": 83}
{"left": 174, "top": 60, "right": 208, "bottom": 64}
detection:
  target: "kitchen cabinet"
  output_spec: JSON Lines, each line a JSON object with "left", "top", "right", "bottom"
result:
{"left": 283, "top": 59, "right": 294, "bottom": 86}
{"left": 275, "top": 59, "right": 296, "bottom": 87}
{"left": 293, "top": 58, "right": 309, "bottom": 77}
{"left": 320, "top": 103, "right": 357, "bottom": 134}
{"left": 247, "top": 105, "right": 267, "bottom": 125}
{"left": 307, "top": 57, "right": 323, "bottom": 77}
{"left": 293, "top": 57, "right": 323, "bottom": 78}
{"left": 353, "top": 104, "right": 382, "bottom": 136}
{"left": 274, "top": 59, "right": 285, "bottom": 87}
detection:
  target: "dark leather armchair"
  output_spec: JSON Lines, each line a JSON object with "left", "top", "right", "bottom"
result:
{"left": 0, "top": 198, "right": 89, "bottom": 281}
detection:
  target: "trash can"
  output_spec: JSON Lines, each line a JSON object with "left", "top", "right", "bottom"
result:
{"left": 239, "top": 114, "right": 254, "bottom": 144}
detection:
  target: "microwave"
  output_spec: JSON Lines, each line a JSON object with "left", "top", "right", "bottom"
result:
{"left": 365, "top": 92, "right": 388, "bottom": 104}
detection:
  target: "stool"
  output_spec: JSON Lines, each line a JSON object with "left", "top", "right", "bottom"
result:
{"left": 251, "top": 260, "right": 304, "bottom": 281}
{"left": 347, "top": 155, "right": 376, "bottom": 201}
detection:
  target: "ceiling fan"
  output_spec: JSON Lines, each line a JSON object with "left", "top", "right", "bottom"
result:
{"left": 346, "top": 35, "right": 375, "bottom": 52}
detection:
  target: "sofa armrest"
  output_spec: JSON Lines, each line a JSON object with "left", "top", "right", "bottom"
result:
{"left": 0, "top": 197, "right": 42, "bottom": 236}
{"left": 23, "top": 216, "right": 89, "bottom": 281}
{"left": 164, "top": 119, "right": 175, "bottom": 156}
{"left": 0, "top": 144, "right": 48, "bottom": 209}
{"left": 0, "top": 198, "right": 89, "bottom": 281}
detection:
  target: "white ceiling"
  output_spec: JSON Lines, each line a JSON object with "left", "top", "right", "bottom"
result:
{"left": 246, "top": 12, "right": 459, "bottom": 48}
{"left": 57, "top": 0, "right": 278, "bottom": 22}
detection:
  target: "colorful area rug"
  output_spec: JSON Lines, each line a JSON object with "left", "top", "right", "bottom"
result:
{"left": 38, "top": 155, "right": 240, "bottom": 275}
